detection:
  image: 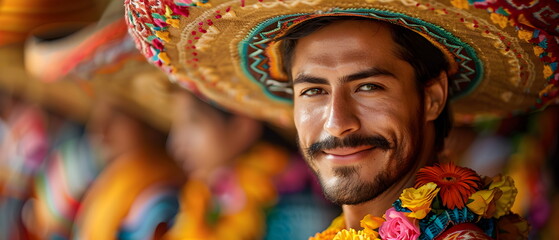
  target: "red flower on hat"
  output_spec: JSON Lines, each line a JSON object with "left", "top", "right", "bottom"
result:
{"left": 415, "top": 163, "right": 481, "bottom": 209}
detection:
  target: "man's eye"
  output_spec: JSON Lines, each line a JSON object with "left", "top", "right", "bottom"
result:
{"left": 301, "top": 88, "right": 326, "bottom": 96}
{"left": 357, "top": 83, "right": 382, "bottom": 92}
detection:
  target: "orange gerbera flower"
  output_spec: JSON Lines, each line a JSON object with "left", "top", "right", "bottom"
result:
{"left": 415, "top": 163, "right": 481, "bottom": 209}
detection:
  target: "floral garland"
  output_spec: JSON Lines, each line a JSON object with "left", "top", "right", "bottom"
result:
{"left": 310, "top": 163, "right": 530, "bottom": 240}
{"left": 164, "top": 142, "right": 290, "bottom": 240}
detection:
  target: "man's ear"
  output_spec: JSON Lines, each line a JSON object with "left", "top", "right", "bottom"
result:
{"left": 424, "top": 71, "right": 448, "bottom": 122}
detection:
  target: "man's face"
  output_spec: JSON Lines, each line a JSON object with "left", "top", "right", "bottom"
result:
{"left": 291, "top": 20, "right": 425, "bottom": 205}
{"left": 168, "top": 91, "right": 235, "bottom": 178}
{"left": 88, "top": 98, "right": 145, "bottom": 162}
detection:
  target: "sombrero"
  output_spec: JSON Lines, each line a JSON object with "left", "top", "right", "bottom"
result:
{"left": 125, "top": 0, "right": 558, "bottom": 128}
{"left": 0, "top": 0, "right": 104, "bottom": 46}
{"left": 55, "top": 18, "right": 176, "bottom": 131}
{"left": 0, "top": 0, "right": 109, "bottom": 122}
{"left": 0, "top": 46, "right": 94, "bottom": 122}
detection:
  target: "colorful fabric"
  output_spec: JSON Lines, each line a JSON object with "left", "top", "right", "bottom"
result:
{"left": 71, "top": 149, "right": 185, "bottom": 240}
{"left": 164, "top": 142, "right": 336, "bottom": 240}
{"left": 308, "top": 163, "right": 529, "bottom": 240}
{"left": 54, "top": 18, "right": 176, "bottom": 131}
{"left": 0, "top": 104, "right": 48, "bottom": 198}
{"left": 470, "top": 0, "right": 559, "bottom": 113}
{"left": 0, "top": 104, "right": 48, "bottom": 240}
{"left": 32, "top": 123, "right": 101, "bottom": 239}
{"left": 118, "top": 185, "right": 180, "bottom": 240}
{"left": 125, "top": 0, "right": 559, "bottom": 128}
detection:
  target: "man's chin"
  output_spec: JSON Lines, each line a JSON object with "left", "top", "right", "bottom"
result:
{"left": 321, "top": 179, "right": 377, "bottom": 205}
{"left": 320, "top": 170, "right": 395, "bottom": 206}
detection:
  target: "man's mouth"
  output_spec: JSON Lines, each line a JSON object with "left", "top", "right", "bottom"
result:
{"left": 322, "top": 146, "right": 375, "bottom": 156}
{"left": 321, "top": 146, "right": 377, "bottom": 165}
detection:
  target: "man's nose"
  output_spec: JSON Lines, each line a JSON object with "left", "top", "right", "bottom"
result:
{"left": 324, "top": 92, "right": 360, "bottom": 138}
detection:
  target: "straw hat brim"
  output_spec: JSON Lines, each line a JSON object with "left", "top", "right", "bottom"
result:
{"left": 51, "top": 19, "right": 175, "bottom": 132}
{"left": 125, "top": 0, "right": 558, "bottom": 128}
{"left": 0, "top": 44, "right": 93, "bottom": 122}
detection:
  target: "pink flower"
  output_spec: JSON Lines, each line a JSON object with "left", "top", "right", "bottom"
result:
{"left": 379, "top": 208, "right": 420, "bottom": 240}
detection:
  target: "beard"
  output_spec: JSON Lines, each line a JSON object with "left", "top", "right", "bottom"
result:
{"left": 299, "top": 118, "right": 424, "bottom": 206}
{"left": 319, "top": 163, "right": 406, "bottom": 205}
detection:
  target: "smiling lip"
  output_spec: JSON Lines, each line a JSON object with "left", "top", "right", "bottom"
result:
{"left": 322, "top": 146, "right": 375, "bottom": 165}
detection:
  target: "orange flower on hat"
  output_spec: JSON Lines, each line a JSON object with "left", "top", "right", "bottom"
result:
{"left": 415, "top": 163, "right": 481, "bottom": 209}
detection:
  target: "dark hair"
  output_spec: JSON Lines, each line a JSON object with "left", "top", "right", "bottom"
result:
{"left": 278, "top": 16, "right": 452, "bottom": 153}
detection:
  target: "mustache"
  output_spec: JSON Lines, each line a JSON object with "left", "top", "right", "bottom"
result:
{"left": 306, "top": 134, "right": 391, "bottom": 159}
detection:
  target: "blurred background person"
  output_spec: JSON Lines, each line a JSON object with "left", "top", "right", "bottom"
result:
{"left": 16, "top": 1, "right": 186, "bottom": 239}
{"left": 0, "top": 88, "right": 48, "bottom": 240}
{"left": 0, "top": 0, "right": 106, "bottom": 238}
{"left": 71, "top": 62, "right": 185, "bottom": 240}
{"left": 164, "top": 86, "right": 339, "bottom": 240}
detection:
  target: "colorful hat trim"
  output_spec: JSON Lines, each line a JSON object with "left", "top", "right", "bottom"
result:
{"left": 239, "top": 9, "right": 483, "bottom": 102}
{"left": 125, "top": 0, "right": 558, "bottom": 127}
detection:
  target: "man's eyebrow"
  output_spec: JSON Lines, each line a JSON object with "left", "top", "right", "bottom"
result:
{"left": 341, "top": 67, "right": 396, "bottom": 83}
{"left": 292, "top": 74, "right": 328, "bottom": 85}
{"left": 292, "top": 67, "right": 396, "bottom": 85}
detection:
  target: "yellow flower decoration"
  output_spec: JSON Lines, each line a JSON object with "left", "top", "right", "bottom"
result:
{"left": 238, "top": 167, "right": 277, "bottom": 205}
{"left": 517, "top": 29, "right": 533, "bottom": 42}
{"left": 467, "top": 188, "right": 502, "bottom": 218}
{"left": 165, "top": 6, "right": 173, "bottom": 18}
{"left": 158, "top": 52, "right": 171, "bottom": 64}
{"left": 399, "top": 182, "right": 440, "bottom": 219}
{"left": 329, "top": 215, "right": 346, "bottom": 229}
{"left": 490, "top": 13, "right": 509, "bottom": 29}
{"left": 450, "top": 0, "right": 470, "bottom": 9}
{"left": 310, "top": 229, "right": 342, "bottom": 240}
{"left": 155, "top": 31, "right": 171, "bottom": 42}
{"left": 533, "top": 46, "right": 545, "bottom": 57}
{"left": 543, "top": 65, "right": 553, "bottom": 79}
{"left": 489, "top": 175, "right": 517, "bottom": 218}
{"left": 166, "top": 18, "right": 180, "bottom": 28}
{"left": 194, "top": 0, "right": 212, "bottom": 7}
{"left": 360, "top": 214, "right": 384, "bottom": 238}
{"left": 333, "top": 229, "right": 374, "bottom": 240}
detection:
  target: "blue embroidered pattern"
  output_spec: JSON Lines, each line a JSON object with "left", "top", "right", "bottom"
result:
{"left": 239, "top": 8, "right": 483, "bottom": 102}
{"left": 419, "top": 207, "right": 477, "bottom": 240}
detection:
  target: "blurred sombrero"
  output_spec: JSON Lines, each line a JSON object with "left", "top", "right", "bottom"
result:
{"left": 0, "top": 0, "right": 103, "bottom": 46}
{"left": 0, "top": 0, "right": 105, "bottom": 122}
{"left": 125, "top": 0, "right": 558, "bottom": 128}
{"left": 54, "top": 17, "right": 176, "bottom": 131}
{"left": 0, "top": 45, "right": 93, "bottom": 122}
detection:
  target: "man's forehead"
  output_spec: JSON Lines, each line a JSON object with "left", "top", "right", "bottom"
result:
{"left": 294, "top": 19, "right": 389, "bottom": 42}
{"left": 291, "top": 21, "right": 399, "bottom": 72}
{"left": 298, "top": 50, "right": 376, "bottom": 67}
{"left": 293, "top": 20, "right": 394, "bottom": 53}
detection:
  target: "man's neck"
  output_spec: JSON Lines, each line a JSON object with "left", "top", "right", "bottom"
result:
{"left": 341, "top": 170, "right": 418, "bottom": 229}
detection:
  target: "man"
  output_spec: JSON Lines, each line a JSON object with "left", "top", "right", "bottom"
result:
{"left": 284, "top": 17, "right": 449, "bottom": 228}
{"left": 125, "top": 0, "right": 556, "bottom": 238}
{"left": 25, "top": 16, "right": 186, "bottom": 239}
